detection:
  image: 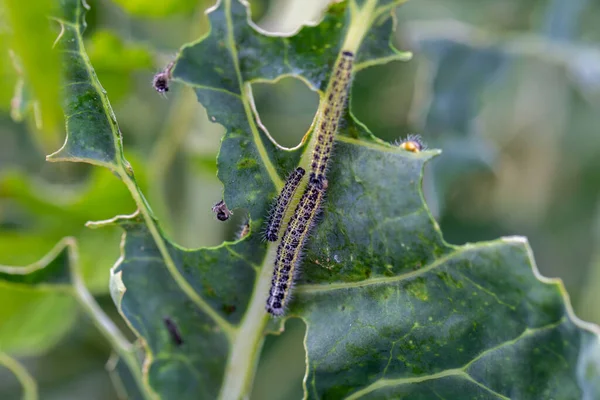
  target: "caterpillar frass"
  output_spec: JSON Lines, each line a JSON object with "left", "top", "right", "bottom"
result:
{"left": 309, "top": 50, "right": 354, "bottom": 188}
{"left": 266, "top": 180, "right": 326, "bottom": 316}
{"left": 163, "top": 317, "right": 183, "bottom": 346}
{"left": 264, "top": 167, "right": 306, "bottom": 242}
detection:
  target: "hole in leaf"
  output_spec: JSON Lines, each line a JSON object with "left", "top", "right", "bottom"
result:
{"left": 252, "top": 77, "right": 318, "bottom": 148}
{"left": 251, "top": 318, "right": 306, "bottom": 400}
{"left": 352, "top": 60, "right": 418, "bottom": 142}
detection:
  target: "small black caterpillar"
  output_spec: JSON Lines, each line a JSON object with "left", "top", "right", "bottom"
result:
{"left": 264, "top": 167, "right": 306, "bottom": 242}
{"left": 212, "top": 200, "right": 232, "bottom": 221}
{"left": 153, "top": 61, "right": 174, "bottom": 94}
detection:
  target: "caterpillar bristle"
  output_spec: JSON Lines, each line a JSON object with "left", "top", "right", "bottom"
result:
{"left": 264, "top": 167, "right": 305, "bottom": 242}
{"left": 266, "top": 182, "right": 325, "bottom": 316}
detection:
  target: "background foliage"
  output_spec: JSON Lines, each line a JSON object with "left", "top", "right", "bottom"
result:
{"left": 1, "top": 0, "right": 600, "bottom": 398}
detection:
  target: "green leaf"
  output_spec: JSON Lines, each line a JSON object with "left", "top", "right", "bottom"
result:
{"left": 0, "top": 166, "right": 137, "bottom": 292}
{"left": 0, "top": 352, "right": 37, "bottom": 400}
{"left": 2, "top": 0, "right": 63, "bottom": 151}
{"left": 0, "top": 287, "right": 77, "bottom": 355}
{"left": 93, "top": 210, "right": 264, "bottom": 398}
{"left": 47, "top": 0, "right": 125, "bottom": 168}
{"left": 0, "top": 238, "right": 155, "bottom": 398}
{"left": 0, "top": 238, "right": 78, "bottom": 355}
{"left": 107, "top": 352, "right": 146, "bottom": 400}
{"left": 108, "top": 0, "right": 199, "bottom": 18}
{"left": 48, "top": 0, "right": 600, "bottom": 399}
{"left": 173, "top": 0, "right": 411, "bottom": 221}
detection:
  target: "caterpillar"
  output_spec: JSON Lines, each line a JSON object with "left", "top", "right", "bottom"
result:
{"left": 398, "top": 134, "right": 426, "bottom": 153}
{"left": 153, "top": 61, "right": 174, "bottom": 94}
{"left": 264, "top": 167, "right": 306, "bottom": 242}
{"left": 309, "top": 50, "right": 354, "bottom": 188}
{"left": 212, "top": 200, "right": 232, "bottom": 221}
{"left": 266, "top": 180, "right": 326, "bottom": 316}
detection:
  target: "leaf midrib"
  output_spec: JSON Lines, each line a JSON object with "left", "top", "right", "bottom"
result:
{"left": 295, "top": 239, "right": 508, "bottom": 293}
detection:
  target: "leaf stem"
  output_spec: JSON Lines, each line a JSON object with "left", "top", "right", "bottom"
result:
{"left": 219, "top": 244, "right": 277, "bottom": 400}
{"left": 0, "top": 352, "right": 38, "bottom": 400}
{"left": 65, "top": 239, "right": 155, "bottom": 400}
{"left": 343, "top": 0, "right": 379, "bottom": 53}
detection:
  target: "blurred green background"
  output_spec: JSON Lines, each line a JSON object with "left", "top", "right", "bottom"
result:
{"left": 1, "top": 0, "right": 599, "bottom": 398}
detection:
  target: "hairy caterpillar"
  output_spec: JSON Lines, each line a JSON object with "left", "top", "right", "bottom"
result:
{"left": 238, "top": 220, "right": 250, "bottom": 239}
{"left": 153, "top": 61, "right": 174, "bottom": 94}
{"left": 212, "top": 200, "right": 232, "bottom": 221}
{"left": 264, "top": 167, "right": 306, "bottom": 242}
{"left": 398, "top": 134, "right": 426, "bottom": 153}
{"left": 266, "top": 180, "right": 326, "bottom": 316}
{"left": 309, "top": 51, "right": 354, "bottom": 188}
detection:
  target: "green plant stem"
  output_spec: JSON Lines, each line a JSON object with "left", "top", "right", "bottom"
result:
{"left": 65, "top": 239, "right": 154, "bottom": 400}
{"left": 219, "top": 244, "right": 278, "bottom": 400}
{"left": 218, "top": 1, "right": 382, "bottom": 398}
{"left": 0, "top": 352, "right": 37, "bottom": 400}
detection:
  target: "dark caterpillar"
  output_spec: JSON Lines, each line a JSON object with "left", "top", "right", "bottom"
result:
{"left": 264, "top": 167, "right": 306, "bottom": 242}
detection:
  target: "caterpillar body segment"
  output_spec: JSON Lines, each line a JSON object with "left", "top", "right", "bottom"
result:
{"left": 264, "top": 167, "right": 306, "bottom": 242}
{"left": 266, "top": 181, "right": 326, "bottom": 316}
{"left": 309, "top": 51, "right": 355, "bottom": 187}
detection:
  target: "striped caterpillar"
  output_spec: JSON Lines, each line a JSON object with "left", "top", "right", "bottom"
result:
{"left": 266, "top": 51, "right": 354, "bottom": 316}
{"left": 266, "top": 180, "right": 327, "bottom": 316}
{"left": 309, "top": 50, "right": 354, "bottom": 188}
{"left": 264, "top": 167, "right": 306, "bottom": 242}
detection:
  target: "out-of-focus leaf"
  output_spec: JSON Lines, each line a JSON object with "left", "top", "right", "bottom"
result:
{"left": 542, "top": 0, "right": 589, "bottom": 40}
{"left": 0, "top": 238, "right": 153, "bottom": 398}
{"left": 0, "top": 239, "right": 77, "bottom": 355}
{"left": 2, "top": 0, "right": 62, "bottom": 151}
{"left": 106, "top": 352, "right": 145, "bottom": 400}
{"left": 109, "top": 0, "right": 198, "bottom": 17}
{"left": 0, "top": 288, "right": 77, "bottom": 355}
{"left": 0, "top": 167, "right": 136, "bottom": 292}
{"left": 0, "top": 29, "right": 17, "bottom": 110}
{"left": 0, "top": 352, "right": 37, "bottom": 400}
{"left": 412, "top": 39, "right": 505, "bottom": 214}
{"left": 87, "top": 30, "right": 153, "bottom": 103}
